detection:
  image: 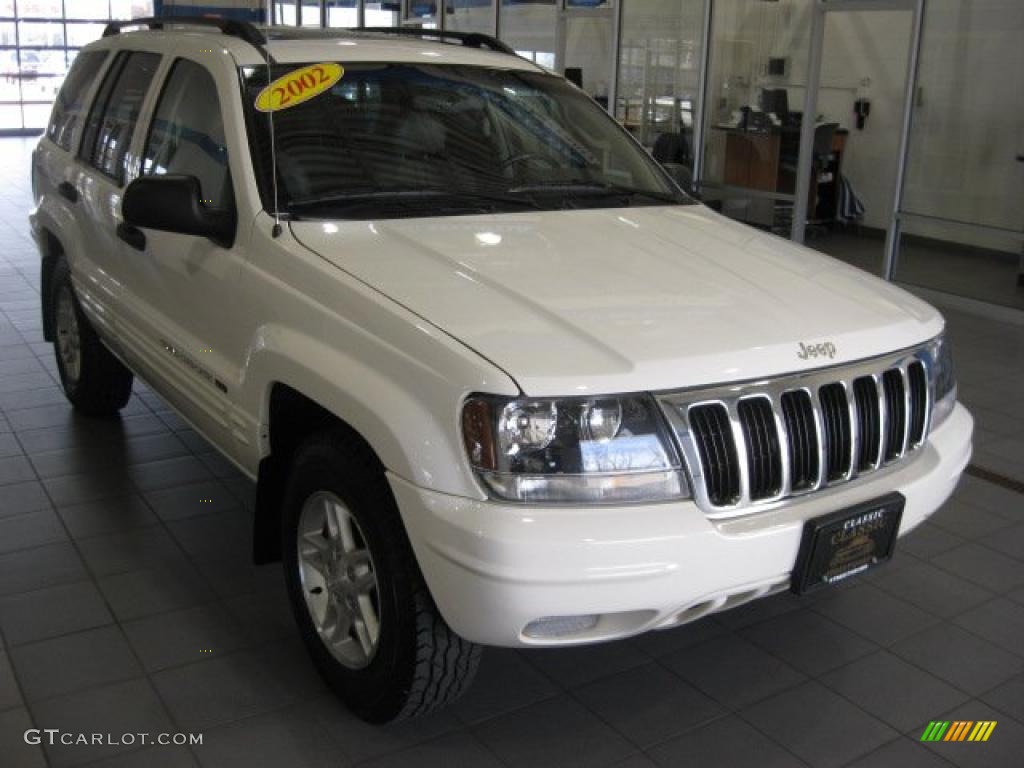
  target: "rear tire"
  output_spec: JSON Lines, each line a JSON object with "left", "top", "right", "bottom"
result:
{"left": 50, "top": 257, "right": 133, "bottom": 417}
{"left": 281, "top": 429, "right": 481, "bottom": 723}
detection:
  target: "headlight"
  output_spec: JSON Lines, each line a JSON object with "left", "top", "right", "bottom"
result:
{"left": 930, "top": 333, "right": 957, "bottom": 429}
{"left": 462, "top": 394, "right": 689, "bottom": 504}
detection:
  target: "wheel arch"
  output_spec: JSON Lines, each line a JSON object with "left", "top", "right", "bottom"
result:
{"left": 39, "top": 227, "right": 64, "bottom": 342}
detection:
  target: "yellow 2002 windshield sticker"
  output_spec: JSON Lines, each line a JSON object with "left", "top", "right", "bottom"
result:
{"left": 255, "top": 63, "right": 344, "bottom": 112}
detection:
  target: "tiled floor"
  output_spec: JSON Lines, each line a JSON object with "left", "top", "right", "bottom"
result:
{"left": 1, "top": 136, "right": 1022, "bottom": 768}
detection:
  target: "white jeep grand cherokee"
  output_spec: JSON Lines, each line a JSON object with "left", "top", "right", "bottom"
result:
{"left": 30, "top": 18, "right": 972, "bottom": 723}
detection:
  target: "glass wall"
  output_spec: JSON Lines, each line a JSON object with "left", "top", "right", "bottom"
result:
{"left": 445, "top": 0, "right": 494, "bottom": 35}
{"left": 894, "top": 0, "right": 1024, "bottom": 309}
{"left": 500, "top": 0, "right": 556, "bottom": 71}
{"left": 616, "top": 0, "right": 704, "bottom": 191}
{"left": 0, "top": 0, "right": 151, "bottom": 133}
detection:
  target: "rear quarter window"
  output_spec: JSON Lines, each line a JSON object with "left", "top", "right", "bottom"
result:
{"left": 47, "top": 50, "right": 109, "bottom": 152}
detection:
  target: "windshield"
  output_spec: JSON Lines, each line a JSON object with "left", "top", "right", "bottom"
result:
{"left": 241, "top": 62, "right": 692, "bottom": 219}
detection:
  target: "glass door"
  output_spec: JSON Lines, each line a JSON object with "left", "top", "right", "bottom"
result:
{"left": 698, "top": 0, "right": 812, "bottom": 231}
{"left": 556, "top": 0, "right": 615, "bottom": 108}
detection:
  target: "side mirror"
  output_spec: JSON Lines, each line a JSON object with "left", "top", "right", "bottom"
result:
{"left": 123, "top": 175, "right": 235, "bottom": 246}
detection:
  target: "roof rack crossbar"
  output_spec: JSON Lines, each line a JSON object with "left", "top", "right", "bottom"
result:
{"left": 350, "top": 27, "right": 517, "bottom": 56}
{"left": 102, "top": 16, "right": 267, "bottom": 47}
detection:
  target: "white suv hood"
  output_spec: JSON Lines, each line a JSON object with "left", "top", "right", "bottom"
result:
{"left": 291, "top": 205, "right": 942, "bottom": 396}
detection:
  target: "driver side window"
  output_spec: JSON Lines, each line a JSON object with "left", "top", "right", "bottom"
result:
{"left": 142, "top": 59, "right": 231, "bottom": 209}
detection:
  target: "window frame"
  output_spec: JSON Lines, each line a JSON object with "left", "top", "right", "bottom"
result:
{"left": 77, "top": 48, "right": 161, "bottom": 187}
{"left": 46, "top": 48, "right": 108, "bottom": 151}
{"left": 139, "top": 55, "right": 236, "bottom": 215}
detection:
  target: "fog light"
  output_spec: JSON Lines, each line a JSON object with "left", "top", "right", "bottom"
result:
{"left": 523, "top": 614, "right": 599, "bottom": 639}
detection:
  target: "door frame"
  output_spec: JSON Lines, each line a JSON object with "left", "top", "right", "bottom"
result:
{"left": 788, "top": 0, "right": 925, "bottom": 284}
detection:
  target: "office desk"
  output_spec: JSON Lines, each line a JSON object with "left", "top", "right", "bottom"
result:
{"left": 714, "top": 125, "right": 848, "bottom": 221}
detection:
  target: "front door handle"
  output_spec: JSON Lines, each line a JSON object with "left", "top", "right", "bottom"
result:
{"left": 57, "top": 181, "right": 78, "bottom": 203}
{"left": 116, "top": 222, "right": 146, "bottom": 251}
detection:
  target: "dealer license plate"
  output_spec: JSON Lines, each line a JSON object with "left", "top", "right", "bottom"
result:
{"left": 791, "top": 493, "right": 904, "bottom": 595}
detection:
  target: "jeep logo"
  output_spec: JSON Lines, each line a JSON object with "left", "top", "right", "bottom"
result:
{"left": 797, "top": 341, "right": 837, "bottom": 360}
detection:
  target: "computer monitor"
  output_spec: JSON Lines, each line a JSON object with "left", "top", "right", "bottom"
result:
{"left": 760, "top": 88, "right": 789, "bottom": 119}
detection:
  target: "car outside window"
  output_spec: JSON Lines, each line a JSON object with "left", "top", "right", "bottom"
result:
{"left": 80, "top": 51, "right": 161, "bottom": 185}
{"left": 142, "top": 58, "right": 231, "bottom": 209}
{"left": 47, "top": 50, "right": 108, "bottom": 152}
{"left": 242, "top": 62, "right": 692, "bottom": 219}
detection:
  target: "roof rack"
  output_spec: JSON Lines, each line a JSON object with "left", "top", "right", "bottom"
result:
{"left": 101, "top": 16, "right": 267, "bottom": 47}
{"left": 349, "top": 27, "right": 517, "bottom": 57}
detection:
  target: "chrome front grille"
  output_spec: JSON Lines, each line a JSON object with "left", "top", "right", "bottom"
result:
{"left": 657, "top": 346, "right": 934, "bottom": 516}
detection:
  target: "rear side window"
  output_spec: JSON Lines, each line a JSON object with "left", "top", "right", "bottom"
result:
{"left": 80, "top": 51, "right": 161, "bottom": 185}
{"left": 142, "top": 59, "right": 231, "bottom": 208}
{"left": 47, "top": 51, "right": 108, "bottom": 152}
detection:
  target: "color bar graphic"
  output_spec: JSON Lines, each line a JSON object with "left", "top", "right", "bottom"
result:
{"left": 920, "top": 721, "right": 997, "bottom": 742}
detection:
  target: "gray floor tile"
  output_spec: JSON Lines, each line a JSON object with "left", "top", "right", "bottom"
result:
{"left": 144, "top": 480, "right": 240, "bottom": 523}
{"left": 630, "top": 616, "right": 728, "bottom": 658}
{"left": 192, "top": 706, "right": 348, "bottom": 768}
{"left": 474, "top": 694, "right": 635, "bottom": 768}
{"left": 929, "top": 498, "right": 1014, "bottom": 540}
{"left": 898, "top": 521, "right": 967, "bottom": 559}
{"left": 150, "top": 649, "right": 307, "bottom": 731}
{"left": 43, "top": 470, "right": 136, "bottom": 507}
{"left": 661, "top": 633, "right": 805, "bottom": 709}
{"left": 358, "top": 731, "right": 503, "bottom": 768}
{"left": 741, "top": 609, "right": 877, "bottom": 677}
{"left": 953, "top": 598, "right": 1024, "bottom": 657}
{"left": 873, "top": 561, "right": 995, "bottom": 619}
{"left": 0, "top": 580, "right": 112, "bottom": 645}
{"left": 0, "top": 649, "right": 23, "bottom": 711}
{"left": 820, "top": 650, "right": 970, "bottom": 733}
{"left": 0, "top": 707, "right": 48, "bottom": 767}
{"left": 0, "top": 431, "right": 22, "bottom": 457}
{"left": 979, "top": 674, "right": 1024, "bottom": 723}
{"left": 521, "top": 640, "right": 650, "bottom": 690}
{"left": 953, "top": 475, "right": 1023, "bottom": 522}
{"left": 307, "top": 692, "right": 460, "bottom": 764}
{"left": 845, "top": 737, "right": 955, "bottom": 768}
{"left": 9, "top": 625, "right": 143, "bottom": 702}
{"left": 85, "top": 745, "right": 199, "bottom": 768}
{"left": 0, "top": 507, "right": 66, "bottom": 553}
{"left": 979, "top": 523, "right": 1024, "bottom": 562}
{"left": 450, "top": 649, "right": 559, "bottom": 725}
{"left": 810, "top": 582, "right": 942, "bottom": 647}
{"left": 930, "top": 542, "right": 1024, "bottom": 593}
{"left": 890, "top": 623, "right": 1024, "bottom": 696}
{"left": 647, "top": 714, "right": 804, "bottom": 768}
{"left": 713, "top": 590, "right": 804, "bottom": 630}
{"left": 99, "top": 562, "right": 216, "bottom": 622}
{"left": 0, "top": 541, "right": 88, "bottom": 596}
{"left": 128, "top": 456, "right": 213, "bottom": 492}
{"left": 165, "top": 507, "right": 251, "bottom": 562}
{"left": 56, "top": 495, "right": 158, "bottom": 539}
{"left": 574, "top": 662, "right": 724, "bottom": 748}
{"left": 28, "top": 678, "right": 177, "bottom": 767}
{"left": 740, "top": 681, "right": 898, "bottom": 768}
{"left": 123, "top": 604, "right": 247, "bottom": 672}
{"left": 28, "top": 445, "right": 124, "bottom": 480}
{"left": 0, "top": 479, "right": 51, "bottom": 518}
{"left": 78, "top": 527, "right": 190, "bottom": 576}
{"left": 0, "top": 454, "right": 36, "bottom": 485}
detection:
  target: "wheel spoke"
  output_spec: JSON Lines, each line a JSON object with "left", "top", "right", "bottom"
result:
{"left": 357, "top": 594, "right": 381, "bottom": 648}
{"left": 350, "top": 570, "right": 376, "bottom": 596}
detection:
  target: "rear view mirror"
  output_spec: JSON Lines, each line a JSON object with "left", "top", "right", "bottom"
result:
{"left": 123, "top": 175, "right": 235, "bottom": 246}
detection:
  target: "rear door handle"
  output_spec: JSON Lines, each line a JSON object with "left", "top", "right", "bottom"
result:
{"left": 116, "top": 222, "right": 146, "bottom": 251}
{"left": 57, "top": 181, "right": 78, "bottom": 203}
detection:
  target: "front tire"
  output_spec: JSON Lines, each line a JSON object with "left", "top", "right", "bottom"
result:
{"left": 50, "top": 257, "right": 133, "bottom": 417}
{"left": 281, "top": 430, "right": 481, "bottom": 722}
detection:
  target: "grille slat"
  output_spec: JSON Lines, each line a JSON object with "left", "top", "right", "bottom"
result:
{"left": 854, "top": 376, "right": 881, "bottom": 471}
{"left": 882, "top": 368, "right": 906, "bottom": 462}
{"left": 688, "top": 404, "right": 740, "bottom": 506}
{"left": 820, "top": 383, "right": 851, "bottom": 481}
{"left": 670, "top": 350, "right": 933, "bottom": 513}
{"left": 908, "top": 361, "right": 927, "bottom": 446}
{"left": 738, "top": 398, "right": 782, "bottom": 500}
{"left": 781, "top": 390, "right": 819, "bottom": 492}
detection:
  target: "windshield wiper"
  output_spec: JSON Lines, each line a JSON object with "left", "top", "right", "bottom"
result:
{"left": 509, "top": 181, "right": 686, "bottom": 205}
{"left": 287, "top": 188, "right": 546, "bottom": 215}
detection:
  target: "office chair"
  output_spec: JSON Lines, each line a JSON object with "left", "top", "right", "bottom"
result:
{"left": 652, "top": 131, "right": 694, "bottom": 193}
{"left": 774, "top": 122, "right": 838, "bottom": 236}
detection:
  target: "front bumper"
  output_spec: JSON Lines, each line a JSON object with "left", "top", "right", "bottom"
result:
{"left": 390, "top": 402, "right": 972, "bottom": 647}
